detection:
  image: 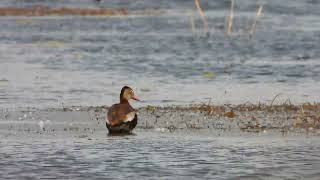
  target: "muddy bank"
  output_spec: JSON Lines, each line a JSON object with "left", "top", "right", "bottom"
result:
{"left": 1, "top": 103, "right": 319, "bottom": 136}
{"left": 0, "top": 6, "right": 164, "bottom": 16}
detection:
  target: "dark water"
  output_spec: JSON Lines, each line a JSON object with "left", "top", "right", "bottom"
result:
{"left": 1, "top": 131, "right": 320, "bottom": 180}
{"left": 0, "top": 0, "right": 320, "bottom": 108}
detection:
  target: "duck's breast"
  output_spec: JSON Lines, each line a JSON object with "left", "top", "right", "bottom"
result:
{"left": 107, "top": 103, "right": 135, "bottom": 125}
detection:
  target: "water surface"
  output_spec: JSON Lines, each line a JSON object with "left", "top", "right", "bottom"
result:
{"left": 1, "top": 1, "right": 320, "bottom": 179}
{"left": 0, "top": 0, "right": 320, "bottom": 108}
{"left": 1, "top": 131, "right": 320, "bottom": 179}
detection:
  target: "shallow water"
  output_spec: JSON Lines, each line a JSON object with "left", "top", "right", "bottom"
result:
{"left": 0, "top": 108, "right": 320, "bottom": 179}
{"left": 0, "top": 131, "right": 319, "bottom": 179}
{"left": 0, "top": 0, "right": 320, "bottom": 108}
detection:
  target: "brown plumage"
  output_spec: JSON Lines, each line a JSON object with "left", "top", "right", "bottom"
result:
{"left": 106, "top": 86, "right": 140, "bottom": 134}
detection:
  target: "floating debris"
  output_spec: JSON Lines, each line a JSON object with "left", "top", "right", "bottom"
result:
{"left": 16, "top": 19, "right": 33, "bottom": 25}
{"left": 155, "top": 128, "right": 169, "bottom": 133}
{"left": 224, "top": 111, "right": 236, "bottom": 118}
{"left": 74, "top": 53, "right": 86, "bottom": 60}
{"left": 42, "top": 40, "right": 66, "bottom": 48}
{"left": 203, "top": 72, "right": 216, "bottom": 79}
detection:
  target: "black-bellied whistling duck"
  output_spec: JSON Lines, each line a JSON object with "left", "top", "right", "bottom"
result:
{"left": 106, "top": 86, "right": 140, "bottom": 134}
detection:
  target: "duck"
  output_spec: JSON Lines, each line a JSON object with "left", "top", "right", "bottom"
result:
{"left": 106, "top": 86, "right": 140, "bottom": 134}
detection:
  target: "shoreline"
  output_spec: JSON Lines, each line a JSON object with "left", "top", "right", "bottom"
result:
{"left": 1, "top": 103, "right": 319, "bottom": 136}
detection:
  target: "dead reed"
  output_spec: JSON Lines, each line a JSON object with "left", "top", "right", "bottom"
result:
{"left": 194, "top": 0, "right": 209, "bottom": 35}
{"left": 226, "top": 0, "right": 235, "bottom": 36}
{"left": 249, "top": 5, "right": 263, "bottom": 37}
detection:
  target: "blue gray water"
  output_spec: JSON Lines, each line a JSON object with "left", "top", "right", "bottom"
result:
{"left": 1, "top": 1, "right": 320, "bottom": 179}
{"left": 1, "top": 130, "right": 320, "bottom": 180}
{"left": 1, "top": 107, "right": 320, "bottom": 179}
{"left": 0, "top": 0, "right": 320, "bottom": 108}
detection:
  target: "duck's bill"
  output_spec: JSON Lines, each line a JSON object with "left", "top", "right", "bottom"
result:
{"left": 132, "top": 96, "right": 141, "bottom": 101}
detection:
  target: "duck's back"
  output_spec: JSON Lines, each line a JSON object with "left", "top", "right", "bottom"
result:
{"left": 107, "top": 103, "right": 136, "bottom": 126}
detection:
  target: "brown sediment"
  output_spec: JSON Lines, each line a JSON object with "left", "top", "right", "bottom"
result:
{"left": 0, "top": 5, "right": 164, "bottom": 16}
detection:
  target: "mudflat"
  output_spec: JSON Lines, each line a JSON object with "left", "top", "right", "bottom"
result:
{"left": 2, "top": 103, "right": 319, "bottom": 135}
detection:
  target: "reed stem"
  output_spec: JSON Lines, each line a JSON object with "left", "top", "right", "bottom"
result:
{"left": 194, "top": 0, "right": 209, "bottom": 35}
{"left": 249, "top": 5, "right": 263, "bottom": 37}
{"left": 226, "top": 0, "right": 235, "bottom": 36}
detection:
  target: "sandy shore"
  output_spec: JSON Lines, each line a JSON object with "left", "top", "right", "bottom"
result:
{"left": 1, "top": 103, "right": 319, "bottom": 136}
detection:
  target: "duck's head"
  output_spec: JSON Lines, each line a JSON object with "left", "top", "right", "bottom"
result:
{"left": 120, "top": 86, "right": 140, "bottom": 103}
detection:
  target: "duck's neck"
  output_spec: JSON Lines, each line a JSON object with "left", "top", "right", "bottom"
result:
{"left": 120, "top": 98, "right": 129, "bottom": 104}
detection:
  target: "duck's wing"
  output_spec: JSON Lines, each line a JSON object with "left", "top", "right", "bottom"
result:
{"left": 107, "top": 104, "right": 136, "bottom": 126}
